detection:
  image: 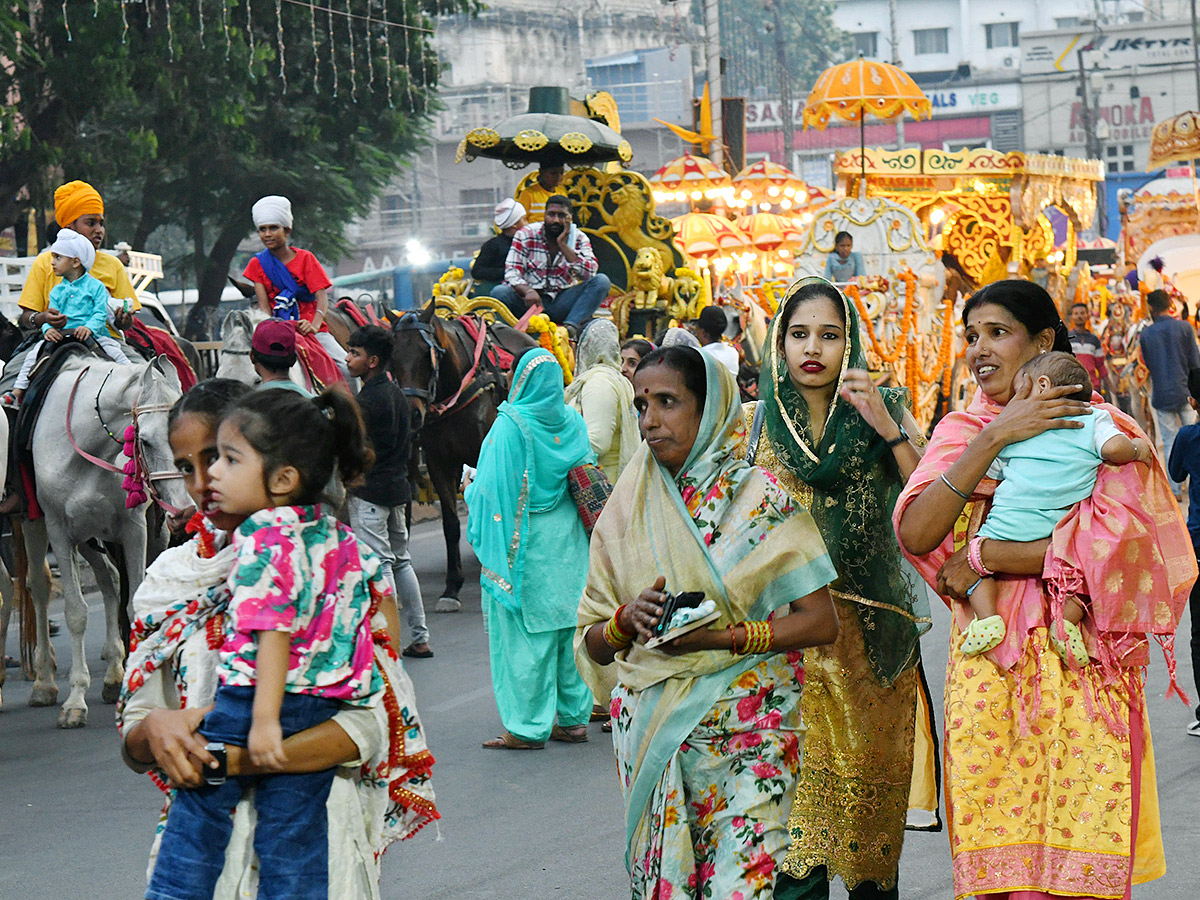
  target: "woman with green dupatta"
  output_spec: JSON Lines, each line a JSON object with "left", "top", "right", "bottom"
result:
{"left": 466, "top": 348, "right": 595, "bottom": 749}
{"left": 576, "top": 346, "right": 840, "bottom": 900}
{"left": 744, "top": 277, "right": 930, "bottom": 900}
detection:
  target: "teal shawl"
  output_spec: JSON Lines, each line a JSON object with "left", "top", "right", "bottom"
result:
{"left": 466, "top": 349, "right": 594, "bottom": 613}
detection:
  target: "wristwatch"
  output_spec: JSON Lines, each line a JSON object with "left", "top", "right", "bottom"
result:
{"left": 884, "top": 424, "right": 910, "bottom": 449}
{"left": 204, "top": 742, "right": 228, "bottom": 785}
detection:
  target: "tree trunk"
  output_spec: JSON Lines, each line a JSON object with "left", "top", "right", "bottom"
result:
{"left": 183, "top": 219, "right": 247, "bottom": 341}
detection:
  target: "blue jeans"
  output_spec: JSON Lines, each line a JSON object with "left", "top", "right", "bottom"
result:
{"left": 1154, "top": 403, "right": 1197, "bottom": 495}
{"left": 493, "top": 273, "right": 611, "bottom": 327}
{"left": 146, "top": 686, "right": 340, "bottom": 900}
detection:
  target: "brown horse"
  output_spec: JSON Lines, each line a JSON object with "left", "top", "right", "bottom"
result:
{"left": 390, "top": 305, "right": 535, "bottom": 610}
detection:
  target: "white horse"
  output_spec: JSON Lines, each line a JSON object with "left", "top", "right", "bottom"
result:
{"left": 23, "top": 354, "right": 188, "bottom": 727}
{"left": 215, "top": 308, "right": 313, "bottom": 389}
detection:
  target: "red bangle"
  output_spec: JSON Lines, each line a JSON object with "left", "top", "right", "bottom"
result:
{"left": 967, "top": 536, "right": 993, "bottom": 578}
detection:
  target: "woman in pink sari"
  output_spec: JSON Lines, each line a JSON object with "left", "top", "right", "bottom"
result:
{"left": 893, "top": 280, "right": 1193, "bottom": 900}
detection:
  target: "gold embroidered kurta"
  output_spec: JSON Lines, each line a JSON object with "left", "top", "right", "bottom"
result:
{"left": 752, "top": 435, "right": 916, "bottom": 890}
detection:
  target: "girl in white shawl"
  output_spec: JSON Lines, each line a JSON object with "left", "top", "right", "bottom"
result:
{"left": 564, "top": 318, "right": 638, "bottom": 483}
{"left": 118, "top": 379, "right": 437, "bottom": 899}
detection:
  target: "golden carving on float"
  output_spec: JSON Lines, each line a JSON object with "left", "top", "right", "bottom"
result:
{"left": 513, "top": 129, "right": 549, "bottom": 152}
{"left": 454, "top": 139, "right": 468, "bottom": 164}
{"left": 618, "top": 140, "right": 633, "bottom": 163}
{"left": 560, "top": 132, "right": 594, "bottom": 155}
{"left": 465, "top": 127, "right": 501, "bottom": 149}
{"left": 923, "top": 148, "right": 1025, "bottom": 175}
{"left": 565, "top": 168, "right": 680, "bottom": 273}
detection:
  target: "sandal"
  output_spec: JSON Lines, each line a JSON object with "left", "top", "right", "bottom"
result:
{"left": 550, "top": 724, "right": 589, "bottom": 744}
{"left": 1050, "top": 620, "right": 1090, "bottom": 669}
{"left": 960, "top": 615, "right": 1006, "bottom": 656}
{"left": 601, "top": 720, "right": 613, "bottom": 734}
{"left": 482, "top": 730, "right": 544, "bottom": 750}
{"left": 590, "top": 704, "right": 609, "bottom": 723}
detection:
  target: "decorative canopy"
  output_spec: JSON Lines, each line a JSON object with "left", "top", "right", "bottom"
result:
{"left": 650, "top": 154, "right": 734, "bottom": 204}
{"left": 670, "top": 213, "right": 752, "bottom": 258}
{"left": 803, "top": 58, "right": 932, "bottom": 128}
{"left": 1148, "top": 111, "right": 1200, "bottom": 171}
{"left": 457, "top": 113, "right": 632, "bottom": 169}
{"left": 736, "top": 212, "right": 804, "bottom": 251}
{"left": 731, "top": 160, "right": 832, "bottom": 211}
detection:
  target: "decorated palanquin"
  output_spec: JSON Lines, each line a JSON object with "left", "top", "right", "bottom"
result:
{"left": 827, "top": 147, "right": 1103, "bottom": 297}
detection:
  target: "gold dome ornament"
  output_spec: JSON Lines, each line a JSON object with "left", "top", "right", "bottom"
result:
{"left": 618, "top": 141, "right": 633, "bottom": 163}
{"left": 560, "top": 132, "right": 594, "bottom": 155}
{"left": 466, "top": 127, "right": 501, "bottom": 149}
{"left": 514, "top": 129, "right": 549, "bottom": 152}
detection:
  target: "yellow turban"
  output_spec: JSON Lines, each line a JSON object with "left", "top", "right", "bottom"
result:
{"left": 54, "top": 180, "right": 104, "bottom": 228}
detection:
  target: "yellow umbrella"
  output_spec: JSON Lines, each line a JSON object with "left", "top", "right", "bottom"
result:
{"left": 651, "top": 154, "right": 734, "bottom": 206}
{"left": 671, "top": 213, "right": 752, "bottom": 257}
{"left": 731, "top": 160, "right": 832, "bottom": 212}
{"left": 803, "top": 57, "right": 932, "bottom": 183}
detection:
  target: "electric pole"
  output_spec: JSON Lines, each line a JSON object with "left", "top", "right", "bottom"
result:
{"left": 768, "top": 1, "right": 794, "bottom": 169}
{"left": 705, "top": 0, "right": 725, "bottom": 169}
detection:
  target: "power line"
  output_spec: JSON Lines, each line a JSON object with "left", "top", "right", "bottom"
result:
{"left": 278, "top": 0, "right": 432, "bottom": 34}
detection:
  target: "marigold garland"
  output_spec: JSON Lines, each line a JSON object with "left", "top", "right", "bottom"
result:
{"left": 528, "top": 314, "right": 573, "bottom": 385}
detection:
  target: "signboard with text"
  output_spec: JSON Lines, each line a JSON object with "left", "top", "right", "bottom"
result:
{"left": 745, "top": 84, "right": 1020, "bottom": 131}
{"left": 1023, "top": 23, "right": 1195, "bottom": 76}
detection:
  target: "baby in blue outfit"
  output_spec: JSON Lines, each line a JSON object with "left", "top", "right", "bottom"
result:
{"left": 963, "top": 352, "right": 1151, "bottom": 665}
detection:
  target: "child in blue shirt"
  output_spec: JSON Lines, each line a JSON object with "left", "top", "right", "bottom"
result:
{"left": 961, "top": 352, "right": 1150, "bottom": 666}
{"left": 1166, "top": 368, "right": 1200, "bottom": 737}
{"left": 11, "top": 229, "right": 131, "bottom": 403}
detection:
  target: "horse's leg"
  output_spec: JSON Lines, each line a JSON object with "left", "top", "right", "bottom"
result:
{"left": 0, "top": 552, "right": 13, "bottom": 696}
{"left": 42, "top": 515, "right": 90, "bottom": 728}
{"left": 79, "top": 542, "right": 125, "bottom": 704}
{"left": 23, "top": 518, "right": 57, "bottom": 708}
{"left": 428, "top": 451, "right": 465, "bottom": 613}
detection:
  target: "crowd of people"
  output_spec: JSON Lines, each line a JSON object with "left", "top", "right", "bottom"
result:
{"left": 7, "top": 177, "right": 1198, "bottom": 900}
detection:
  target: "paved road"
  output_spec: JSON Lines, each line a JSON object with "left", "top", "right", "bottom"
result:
{"left": 0, "top": 518, "right": 1196, "bottom": 899}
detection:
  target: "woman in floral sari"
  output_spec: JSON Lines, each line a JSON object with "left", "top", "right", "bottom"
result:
{"left": 576, "top": 346, "right": 840, "bottom": 900}
{"left": 894, "top": 280, "right": 1193, "bottom": 900}
{"left": 743, "top": 277, "right": 930, "bottom": 900}
{"left": 118, "top": 379, "right": 437, "bottom": 899}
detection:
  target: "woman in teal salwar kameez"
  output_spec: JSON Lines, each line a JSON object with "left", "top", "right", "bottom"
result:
{"left": 466, "top": 348, "right": 596, "bottom": 748}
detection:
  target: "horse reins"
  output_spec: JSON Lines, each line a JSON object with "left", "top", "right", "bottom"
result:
{"left": 65, "top": 366, "right": 187, "bottom": 516}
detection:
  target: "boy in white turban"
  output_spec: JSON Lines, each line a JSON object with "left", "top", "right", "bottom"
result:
{"left": 242, "top": 195, "right": 349, "bottom": 380}
{"left": 6, "top": 229, "right": 132, "bottom": 405}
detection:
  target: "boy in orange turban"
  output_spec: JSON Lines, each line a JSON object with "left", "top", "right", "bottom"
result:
{"left": 16, "top": 180, "right": 139, "bottom": 337}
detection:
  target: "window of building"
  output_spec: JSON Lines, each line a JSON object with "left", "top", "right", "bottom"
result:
{"left": 379, "top": 193, "right": 413, "bottom": 228}
{"left": 853, "top": 32, "right": 878, "bottom": 58}
{"left": 1105, "top": 144, "right": 1136, "bottom": 174}
{"left": 914, "top": 28, "right": 949, "bottom": 56}
{"left": 459, "top": 187, "right": 500, "bottom": 210}
{"left": 1125, "top": 12, "right": 1143, "bottom": 23}
{"left": 1055, "top": 17, "right": 1079, "bottom": 29}
{"left": 985, "top": 22, "right": 1019, "bottom": 49}
{"left": 944, "top": 139, "right": 991, "bottom": 152}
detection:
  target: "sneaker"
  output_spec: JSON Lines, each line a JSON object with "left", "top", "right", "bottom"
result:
{"left": 1187, "top": 719, "right": 1200, "bottom": 738}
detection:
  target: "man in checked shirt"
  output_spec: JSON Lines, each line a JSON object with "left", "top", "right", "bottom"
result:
{"left": 494, "top": 194, "right": 611, "bottom": 333}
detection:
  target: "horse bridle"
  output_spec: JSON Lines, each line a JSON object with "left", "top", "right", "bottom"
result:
{"left": 395, "top": 313, "right": 445, "bottom": 410}
{"left": 65, "top": 366, "right": 187, "bottom": 517}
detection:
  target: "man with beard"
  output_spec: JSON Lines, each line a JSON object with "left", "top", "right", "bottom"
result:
{"left": 1067, "top": 301, "right": 1106, "bottom": 395}
{"left": 494, "top": 195, "right": 610, "bottom": 332}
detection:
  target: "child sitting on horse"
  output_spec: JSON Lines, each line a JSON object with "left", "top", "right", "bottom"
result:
{"left": 7, "top": 228, "right": 132, "bottom": 406}
{"left": 242, "top": 195, "right": 350, "bottom": 381}
{"left": 146, "top": 388, "right": 393, "bottom": 900}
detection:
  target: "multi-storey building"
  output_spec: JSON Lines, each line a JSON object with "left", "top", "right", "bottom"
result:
{"left": 338, "top": 0, "right": 698, "bottom": 274}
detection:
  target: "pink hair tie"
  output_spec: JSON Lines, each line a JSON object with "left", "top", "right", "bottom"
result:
{"left": 967, "top": 536, "right": 993, "bottom": 578}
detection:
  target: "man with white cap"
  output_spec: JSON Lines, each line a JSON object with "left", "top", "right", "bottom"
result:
{"left": 6, "top": 229, "right": 132, "bottom": 405}
{"left": 242, "top": 195, "right": 350, "bottom": 381}
{"left": 471, "top": 199, "right": 527, "bottom": 297}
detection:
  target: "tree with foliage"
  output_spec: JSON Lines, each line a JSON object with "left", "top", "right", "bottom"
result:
{"left": 0, "top": 0, "right": 474, "bottom": 338}
{"left": 712, "top": 0, "right": 851, "bottom": 101}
